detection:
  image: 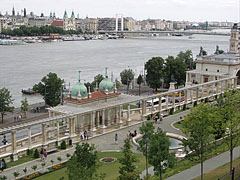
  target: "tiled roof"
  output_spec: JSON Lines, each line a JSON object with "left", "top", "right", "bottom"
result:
{"left": 51, "top": 20, "right": 63, "bottom": 27}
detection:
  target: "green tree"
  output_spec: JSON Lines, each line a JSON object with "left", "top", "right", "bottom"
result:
{"left": 164, "top": 56, "right": 187, "bottom": 88}
{"left": 148, "top": 132, "right": 175, "bottom": 180}
{"left": 115, "top": 79, "right": 121, "bottom": 89}
{"left": 0, "top": 88, "right": 14, "bottom": 123}
{"left": 216, "top": 90, "right": 240, "bottom": 174}
{"left": 137, "top": 74, "right": 144, "bottom": 96}
{"left": 177, "top": 50, "right": 195, "bottom": 70}
{"left": 67, "top": 143, "right": 103, "bottom": 180}
{"left": 37, "top": 72, "right": 64, "bottom": 107}
{"left": 182, "top": 103, "right": 215, "bottom": 180}
{"left": 118, "top": 137, "right": 140, "bottom": 180}
{"left": 91, "top": 74, "right": 104, "bottom": 89}
{"left": 137, "top": 122, "right": 154, "bottom": 177}
{"left": 145, "top": 57, "right": 164, "bottom": 91}
{"left": 120, "top": 69, "right": 134, "bottom": 94}
{"left": 20, "top": 98, "right": 28, "bottom": 118}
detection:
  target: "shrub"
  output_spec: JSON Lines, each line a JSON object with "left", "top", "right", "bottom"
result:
{"left": 27, "top": 149, "right": 33, "bottom": 156}
{"left": 23, "top": 167, "right": 27, "bottom": 175}
{"left": 193, "top": 101, "right": 197, "bottom": 107}
{"left": 204, "top": 98, "right": 209, "bottom": 103}
{"left": 183, "top": 104, "right": 186, "bottom": 110}
{"left": 169, "top": 108, "right": 174, "bottom": 115}
{"left": 0, "top": 175, "right": 7, "bottom": 180}
{"left": 60, "top": 141, "right": 67, "bottom": 150}
{"left": 57, "top": 156, "right": 62, "bottom": 163}
{"left": 33, "top": 149, "right": 40, "bottom": 158}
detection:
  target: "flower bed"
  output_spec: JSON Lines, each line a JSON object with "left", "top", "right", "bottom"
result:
{"left": 100, "top": 157, "right": 116, "bottom": 163}
{"left": 19, "top": 172, "right": 40, "bottom": 180}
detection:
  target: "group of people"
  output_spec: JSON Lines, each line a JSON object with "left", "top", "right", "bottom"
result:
{"left": 128, "top": 130, "right": 137, "bottom": 138}
{"left": 40, "top": 148, "right": 48, "bottom": 162}
{"left": 32, "top": 107, "right": 41, "bottom": 113}
{"left": 155, "top": 114, "right": 164, "bottom": 123}
{"left": 80, "top": 130, "right": 89, "bottom": 140}
{"left": 13, "top": 114, "right": 23, "bottom": 121}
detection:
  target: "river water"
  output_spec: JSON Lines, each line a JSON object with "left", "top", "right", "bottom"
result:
{"left": 0, "top": 34, "right": 229, "bottom": 107}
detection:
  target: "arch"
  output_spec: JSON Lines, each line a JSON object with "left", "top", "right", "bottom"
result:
{"left": 236, "top": 70, "right": 240, "bottom": 85}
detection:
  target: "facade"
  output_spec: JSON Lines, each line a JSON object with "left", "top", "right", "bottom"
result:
{"left": 186, "top": 23, "right": 240, "bottom": 85}
{"left": 76, "top": 18, "right": 98, "bottom": 33}
{"left": 63, "top": 10, "right": 76, "bottom": 31}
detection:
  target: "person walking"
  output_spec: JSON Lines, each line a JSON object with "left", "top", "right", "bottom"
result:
{"left": 43, "top": 149, "right": 47, "bottom": 161}
{"left": 115, "top": 134, "right": 118, "bottom": 144}
{"left": 0, "top": 159, "right": 5, "bottom": 172}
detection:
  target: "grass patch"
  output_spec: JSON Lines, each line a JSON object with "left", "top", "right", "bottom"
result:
{"left": 7, "top": 155, "right": 36, "bottom": 168}
{"left": 34, "top": 152, "right": 145, "bottom": 180}
{"left": 193, "top": 158, "right": 240, "bottom": 180}
{"left": 122, "top": 104, "right": 138, "bottom": 110}
{"left": 173, "top": 120, "right": 185, "bottom": 132}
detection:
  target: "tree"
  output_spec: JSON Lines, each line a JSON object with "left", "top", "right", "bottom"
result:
{"left": 215, "top": 90, "right": 240, "bottom": 174}
{"left": 91, "top": 74, "right": 104, "bottom": 89}
{"left": 145, "top": 57, "right": 164, "bottom": 91}
{"left": 137, "top": 74, "right": 144, "bottom": 96}
{"left": 0, "top": 88, "right": 14, "bottom": 123}
{"left": 67, "top": 143, "right": 102, "bottom": 180}
{"left": 164, "top": 56, "right": 187, "bottom": 87}
{"left": 31, "top": 165, "right": 37, "bottom": 173}
{"left": 13, "top": 171, "right": 19, "bottom": 180}
{"left": 37, "top": 72, "right": 64, "bottom": 107}
{"left": 115, "top": 79, "right": 121, "bottom": 89}
{"left": 20, "top": 98, "right": 28, "bottom": 118}
{"left": 120, "top": 69, "right": 134, "bottom": 94}
{"left": 22, "top": 167, "right": 27, "bottom": 175}
{"left": 182, "top": 103, "right": 215, "bottom": 180}
{"left": 118, "top": 137, "right": 140, "bottom": 180}
{"left": 137, "top": 122, "right": 154, "bottom": 177}
{"left": 177, "top": 50, "right": 195, "bottom": 70}
{"left": 148, "top": 132, "right": 175, "bottom": 180}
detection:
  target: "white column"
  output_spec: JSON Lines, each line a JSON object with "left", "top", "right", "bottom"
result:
{"left": 11, "top": 130, "right": 18, "bottom": 161}
{"left": 101, "top": 109, "right": 106, "bottom": 133}
{"left": 184, "top": 89, "right": 188, "bottom": 104}
{"left": 118, "top": 105, "right": 123, "bottom": 127}
{"left": 166, "top": 95, "right": 169, "bottom": 110}
{"left": 141, "top": 100, "right": 146, "bottom": 120}
{"left": 91, "top": 111, "right": 97, "bottom": 136}
{"left": 28, "top": 126, "right": 32, "bottom": 149}
{"left": 151, "top": 98, "right": 154, "bottom": 113}
{"left": 127, "top": 104, "right": 131, "bottom": 122}
{"left": 172, "top": 93, "right": 175, "bottom": 110}
{"left": 56, "top": 120, "right": 60, "bottom": 144}
{"left": 196, "top": 88, "right": 199, "bottom": 101}
{"left": 121, "top": 16, "right": 124, "bottom": 31}
{"left": 42, "top": 123, "right": 47, "bottom": 145}
{"left": 158, "top": 96, "right": 162, "bottom": 111}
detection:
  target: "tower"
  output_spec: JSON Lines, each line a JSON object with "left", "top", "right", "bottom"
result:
{"left": 71, "top": 11, "right": 75, "bottom": 19}
{"left": 12, "top": 6, "right": 15, "bottom": 17}
{"left": 24, "top": 8, "right": 26, "bottom": 17}
{"left": 63, "top": 10, "right": 68, "bottom": 19}
{"left": 229, "top": 23, "right": 240, "bottom": 54}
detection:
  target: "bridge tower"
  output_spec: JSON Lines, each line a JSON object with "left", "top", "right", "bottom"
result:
{"left": 115, "top": 14, "right": 124, "bottom": 32}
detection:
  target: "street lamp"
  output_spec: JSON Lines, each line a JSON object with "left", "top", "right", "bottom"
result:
{"left": 2, "top": 135, "right": 7, "bottom": 145}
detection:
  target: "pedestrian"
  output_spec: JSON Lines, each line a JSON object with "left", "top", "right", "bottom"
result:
{"left": 84, "top": 130, "right": 87, "bottom": 140}
{"left": 0, "top": 159, "right": 5, "bottom": 172}
{"left": 40, "top": 148, "right": 44, "bottom": 161}
{"left": 160, "top": 114, "right": 163, "bottom": 122}
{"left": 43, "top": 149, "right": 47, "bottom": 161}
{"left": 115, "top": 134, "right": 118, "bottom": 144}
{"left": 80, "top": 131, "right": 84, "bottom": 140}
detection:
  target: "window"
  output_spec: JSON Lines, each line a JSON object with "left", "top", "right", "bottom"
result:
{"left": 217, "top": 70, "right": 219, "bottom": 72}
{"left": 206, "top": 69, "right": 208, "bottom": 71}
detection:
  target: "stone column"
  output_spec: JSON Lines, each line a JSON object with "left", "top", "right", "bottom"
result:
{"left": 179, "top": 91, "right": 182, "bottom": 105}
{"left": 216, "top": 83, "right": 219, "bottom": 95}
{"left": 225, "top": 80, "right": 228, "bottom": 90}
{"left": 91, "top": 111, "right": 97, "bottom": 136}
{"left": 42, "top": 123, "right": 47, "bottom": 146}
{"left": 172, "top": 93, "right": 175, "bottom": 110}
{"left": 158, "top": 96, "right": 162, "bottom": 111}
{"left": 151, "top": 98, "right": 154, "bottom": 113}
{"left": 166, "top": 95, "right": 169, "bottom": 110}
{"left": 56, "top": 120, "right": 60, "bottom": 145}
{"left": 184, "top": 89, "right": 188, "bottom": 104}
{"left": 234, "top": 78, "right": 237, "bottom": 88}
{"left": 101, "top": 109, "right": 106, "bottom": 133}
{"left": 127, "top": 104, "right": 131, "bottom": 123}
{"left": 96, "top": 111, "right": 100, "bottom": 128}
{"left": 107, "top": 109, "right": 111, "bottom": 126}
{"left": 118, "top": 105, "right": 123, "bottom": 128}
{"left": 196, "top": 88, "right": 199, "bottom": 101}
{"left": 141, "top": 100, "right": 146, "bottom": 120}
{"left": 11, "top": 130, "right": 18, "bottom": 161}
{"left": 28, "top": 126, "right": 32, "bottom": 149}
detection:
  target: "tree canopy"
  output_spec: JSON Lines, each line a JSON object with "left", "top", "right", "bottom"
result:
{"left": 137, "top": 74, "right": 144, "bottom": 96}
{"left": 67, "top": 143, "right": 103, "bottom": 180}
{"left": 118, "top": 137, "right": 140, "bottom": 180}
{"left": 145, "top": 57, "right": 164, "bottom": 91}
{"left": 177, "top": 50, "right": 195, "bottom": 70}
{"left": 120, "top": 69, "right": 134, "bottom": 94}
{"left": 35, "top": 72, "right": 64, "bottom": 107}
{"left": 20, "top": 98, "right": 28, "bottom": 118}
{"left": 0, "top": 88, "right": 14, "bottom": 123}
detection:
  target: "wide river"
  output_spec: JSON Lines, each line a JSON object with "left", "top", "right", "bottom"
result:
{"left": 0, "top": 34, "right": 229, "bottom": 107}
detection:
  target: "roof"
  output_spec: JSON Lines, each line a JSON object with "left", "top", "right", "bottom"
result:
{"left": 204, "top": 53, "right": 240, "bottom": 60}
{"left": 51, "top": 20, "right": 63, "bottom": 27}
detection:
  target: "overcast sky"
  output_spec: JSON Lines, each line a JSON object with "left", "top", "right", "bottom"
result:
{"left": 1, "top": 0, "right": 239, "bottom": 22}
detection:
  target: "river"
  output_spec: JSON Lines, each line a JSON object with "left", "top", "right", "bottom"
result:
{"left": 0, "top": 34, "right": 229, "bottom": 107}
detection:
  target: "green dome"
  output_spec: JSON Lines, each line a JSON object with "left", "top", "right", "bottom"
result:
{"left": 99, "top": 77, "right": 114, "bottom": 92}
{"left": 71, "top": 82, "right": 88, "bottom": 97}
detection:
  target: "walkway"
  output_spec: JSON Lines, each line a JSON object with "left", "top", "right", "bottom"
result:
{"left": 0, "top": 111, "right": 188, "bottom": 179}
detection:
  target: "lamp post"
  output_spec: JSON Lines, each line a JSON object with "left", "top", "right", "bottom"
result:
{"left": 145, "top": 137, "right": 150, "bottom": 177}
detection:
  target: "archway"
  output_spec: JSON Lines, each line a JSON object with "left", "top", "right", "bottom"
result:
{"left": 236, "top": 70, "right": 240, "bottom": 85}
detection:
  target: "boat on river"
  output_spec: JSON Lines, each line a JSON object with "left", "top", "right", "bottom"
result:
{"left": 21, "top": 88, "right": 36, "bottom": 95}
{"left": 0, "top": 39, "right": 26, "bottom": 45}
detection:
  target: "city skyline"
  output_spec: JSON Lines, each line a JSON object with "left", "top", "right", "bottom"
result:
{"left": 0, "top": 0, "right": 239, "bottom": 22}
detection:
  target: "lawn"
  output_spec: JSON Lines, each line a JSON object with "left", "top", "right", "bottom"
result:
{"left": 7, "top": 155, "right": 36, "bottom": 168}
{"left": 34, "top": 152, "right": 145, "bottom": 180}
{"left": 193, "top": 158, "right": 240, "bottom": 180}
{"left": 122, "top": 104, "right": 138, "bottom": 110}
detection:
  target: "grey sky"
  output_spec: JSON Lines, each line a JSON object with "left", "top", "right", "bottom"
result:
{"left": 1, "top": 0, "right": 239, "bottom": 22}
